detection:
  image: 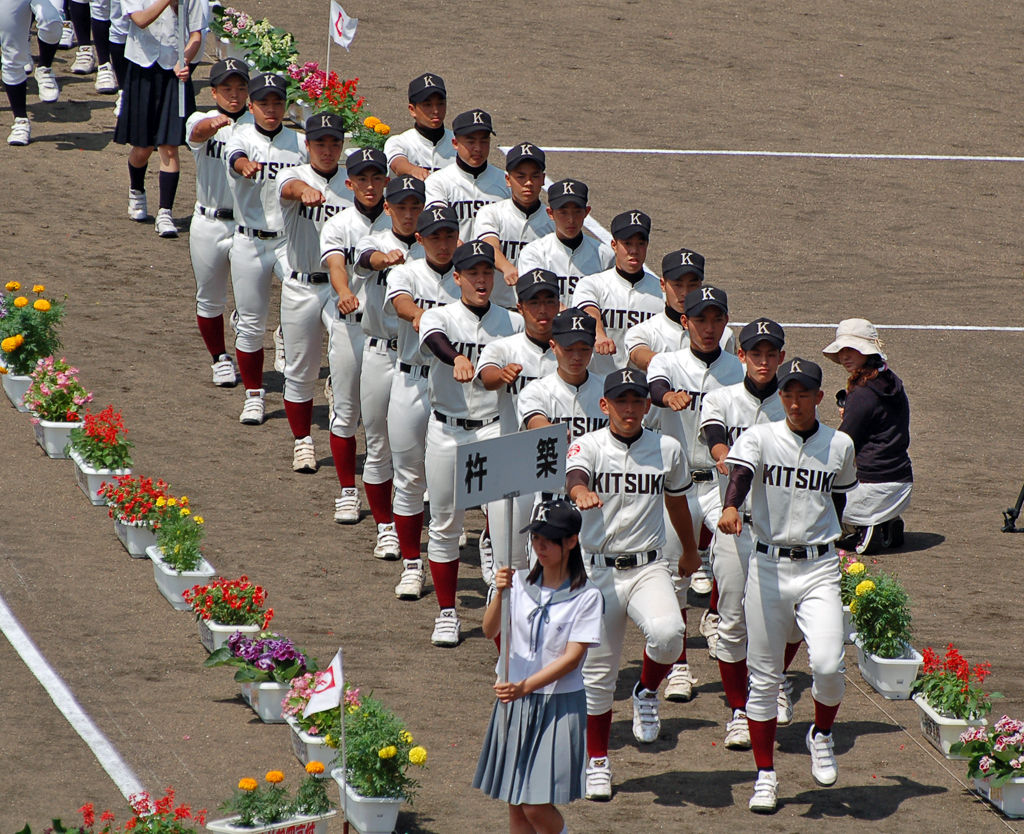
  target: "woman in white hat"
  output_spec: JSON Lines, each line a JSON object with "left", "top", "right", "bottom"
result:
{"left": 822, "top": 319, "right": 912, "bottom": 554}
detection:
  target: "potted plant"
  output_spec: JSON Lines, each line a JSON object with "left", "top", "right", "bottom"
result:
{"left": 838, "top": 550, "right": 867, "bottom": 644}
{"left": 911, "top": 643, "right": 999, "bottom": 758}
{"left": 147, "top": 497, "right": 215, "bottom": 609}
{"left": 952, "top": 716, "right": 1024, "bottom": 818}
{"left": 183, "top": 576, "right": 275, "bottom": 653}
{"left": 16, "top": 789, "right": 206, "bottom": 834}
{"left": 205, "top": 631, "right": 316, "bottom": 723}
{"left": 68, "top": 406, "right": 134, "bottom": 504}
{"left": 0, "top": 282, "right": 63, "bottom": 411}
{"left": 22, "top": 356, "right": 92, "bottom": 458}
{"left": 285, "top": 64, "right": 389, "bottom": 149}
{"left": 281, "top": 672, "right": 357, "bottom": 764}
{"left": 98, "top": 474, "right": 172, "bottom": 557}
{"left": 206, "top": 763, "right": 335, "bottom": 834}
{"left": 850, "top": 572, "right": 922, "bottom": 699}
{"left": 208, "top": 6, "right": 253, "bottom": 62}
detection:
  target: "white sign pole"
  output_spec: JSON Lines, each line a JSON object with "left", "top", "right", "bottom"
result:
{"left": 176, "top": 0, "right": 187, "bottom": 118}
{"left": 498, "top": 493, "right": 515, "bottom": 742}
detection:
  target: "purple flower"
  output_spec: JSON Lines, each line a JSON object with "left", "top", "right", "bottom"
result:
{"left": 255, "top": 656, "right": 275, "bottom": 671}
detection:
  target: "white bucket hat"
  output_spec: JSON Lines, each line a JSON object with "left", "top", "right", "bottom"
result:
{"left": 822, "top": 318, "right": 887, "bottom": 362}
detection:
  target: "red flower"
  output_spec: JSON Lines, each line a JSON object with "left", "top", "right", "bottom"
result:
{"left": 80, "top": 803, "right": 95, "bottom": 827}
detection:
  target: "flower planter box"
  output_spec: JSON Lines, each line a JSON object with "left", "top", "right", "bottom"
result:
{"left": 70, "top": 449, "right": 131, "bottom": 505}
{"left": 2, "top": 372, "right": 32, "bottom": 411}
{"left": 240, "top": 681, "right": 290, "bottom": 724}
{"left": 147, "top": 545, "right": 216, "bottom": 610}
{"left": 973, "top": 776, "right": 1024, "bottom": 818}
{"left": 912, "top": 694, "right": 987, "bottom": 760}
{"left": 213, "top": 37, "right": 249, "bottom": 63}
{"left": 842, "top": 605, "right": 854, "bottom": 645}
{"left": 205, "top": 811, "right": 335, "bottom": 834}
{"left": 853, "top": 634, "right": 923, "bottom": 700}
{"left": 31, "top": 416, "right": 79, "bottom": 458}
{"left": 331, "top": 770, "right": 402, "bottom": 834}
{"left": 114, "top": 516, "right": 157, "bottom": 558}
{"left": 287, "top": 101, "right": 313, "bottom": 126}
{"left": 198, "top": 619, "right": 261, "bottom": 654}
{"left": 286, "top": 716, "right": 337, "bottom": 768}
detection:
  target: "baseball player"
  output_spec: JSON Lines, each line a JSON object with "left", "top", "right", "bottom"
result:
{"left": 1, "top": 0, "right": 63, "bottom": 144}
{"left": 386, "top": 204, "right": 461, "bottom": 599}
{"left": 384, "top": 72, "right": 455, "bottom": 179}
{"left": 718, "top": 358, "right": 857, "bottom": 813}
{"left": 423, "top": 108, "right": 510, "bottom": 242}
{"left": 418, "top": 240, "right": 524, "bottom": 647}
{"left": 224, "top": 72, "right": 307, "bottom": 425}
{"left": 517, "top": 179, "right": 613, "bottom": 307}
{"left": 107, "top": 0, "right": 129, "bottom": 115}
{"left": 186, "top": 58, "right": 250, "bottom": 389}
{"left": 565, "top": 368, "right": 700, "bottom": 801}
{"left": 276, "top": 113, "right": 354, "bottom": 474}
{"left": 570, "top": 210, "right": 663, "bottom": 376}
{"left": 66, "top": 0, "right": 116, "bottom": 89}
{"left": 625, "top": 248, "right": 735, "bottom": 372}
{"left": 472, "top": 142, "right": 554, "bottom": 308}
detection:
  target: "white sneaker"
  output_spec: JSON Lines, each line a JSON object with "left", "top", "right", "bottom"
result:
{"left": 155, "top": 208, "right": 177, "bottom": 238}
{"left": 431, "top": 608, "right": 461, "bottom": 647}
{"left": 749, "top": 770, "right": 778, "bottom": 813}
{"left": 128, "top": 188, "right": 147, "bottom": 221}
{"left": 806, "top": 725, "right": 838, "bottom": 786}
{"left": 479, "top": 531, "right": 495, "bottom": 585}
{"left": 34, "top": 66, "right": 60, "bottom": 102}
{"left": 323, "top": 375, "right": 334, "bottom": 413}
{"left": 777, "top": 677, "right": 794, "bottom": 726}
{"left": 114, "top": 89, "right": 123, "bottom": 118}
{"left": 59, "top": 21, "right": 75, "bottom": 48}
{"left": 95, "top": 62, "right": 117, "bottom": 93}
{"left": 7, "top": 118, "right": 30, "bottom": 146}
{"left": 211, "top": 354, "right": 238, "bottom": 387}
{"left": 292, "top": 436, "right": 317, "bottom": 473}
{"left": 273, "top": 325, "right": 285, "bottom": 373}
{"left": 374, "top": 522, "right": 400, "bottom": 560}
{"left": 664, "top": 662, "right": 696, "bottom": 702}
{"left": 690, "top": 552, "right": 713, "bottom": 595}
{"left": 334, "top": 487, "right": 360, "bottom": 523}
{"left": 699, "top": 609, "right": 721, "bottom": 659}
{"left": 239, "top": 388, "right": 266, "bottom": 425}
{"left": 71, "top": 45, "right": 96, "bottom": 74}
{"left": 395, "top": 559, "right": 425, "bottom": 599}
{"left": 584, "top": 757, "right": 612, "bottom": 801}
{"left": 724, "top": 708, "right": 751, "bottom": 749}
{"left": 632, "top": 684, "right": 661, "bottom": 743}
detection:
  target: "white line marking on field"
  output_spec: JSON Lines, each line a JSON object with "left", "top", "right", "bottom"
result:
{"left": 0, "top": 591, "right": 146, "bottom": 801}
{"left": 536, "top": 146, "right": 1024, "bottom": 163}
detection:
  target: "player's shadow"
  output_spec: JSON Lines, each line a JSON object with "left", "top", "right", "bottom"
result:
{"left": 613, "top": 767, "right": 752, "bottom": 809}
{"left": 776, "top": 719, "right": 899, "bottom": 756}
{"left": 608, "top": 714, "right": 718, "bottom": 756}
{"left": 893, "top": 531, "right": 945, "bottom": 554}
{"left": 787, "top": 774, "right": 947, "bottom": 819}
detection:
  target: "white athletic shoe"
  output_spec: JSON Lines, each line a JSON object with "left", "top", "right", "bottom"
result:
{"left": 71, "top": 45, "right": 96, "bottom": 74}
{"left": 584, "top": 757, "right": 612, "bottom": 802}
{"left": 395, "top": 559, "right": 425, "bottom": 600}
{"left": 114, "top": 89, "right": 123, "bottom": 118}
{"left": 59, "top": 21, "right": 75, "bottom": 48}
{"left": 334, "top": 487, "right": 360, "bottom": 523}
{"left": 700, "top": 609, "right": 721, "bottom": 659}
{"left": 95, "top": 62, "right": 117, "bottom": 93}
{"left": 632, "top": 684, "right": 661, "bottom": 744}
{"left": 479, "top": 530, "right": 495, "bottom": 586}
{"left": 806, "top": 726, "right": 838, "bottom": 786}
{"left": 430, "top": 608, "right": 461, "bottom": 647}
{"left": 239, "top": 388, "right": 266, "bottom": 425}
{"left": 211, "top": 354, "right": 238, "bottom": 387}
{"left": 128, "top": 188, "right": 147, "bottom": 221}
{"left": 749, "top": 770, "right": 778, "bottom": 813}
{"left": 292, "top": 436, "right": 317, "bottom": 473}
{"left": 777, "top": 677, "right": 795, "bottom": 726}
{"left": 34, "top": 66, "right": 60, "bottom": 102}
{"left": 664, "top": 662, "right": 696, "bottom": 702}
{"left": 323, "top": 375, "right": 334, "bottom": 414}
{"left": 690, "top": 551, "right": 713, "bottom": 595}
{"left": 7, "top": 118, "right": 31, "bottom": 146}
{"left": 155, "top": 208, "right": 178, "bottom": 238}
{"left": 374, "top": 522, "right": 400, "bottom": 560}
{"left": 273, "top": 325, "right": 285, "bottom": 373}
{"left": 724, "top": 708, "right": 752, "bottom": 749}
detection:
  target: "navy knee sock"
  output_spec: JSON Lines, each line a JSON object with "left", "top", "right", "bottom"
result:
{"left": 158, "top": 170, "right": 179, "bottom": 210}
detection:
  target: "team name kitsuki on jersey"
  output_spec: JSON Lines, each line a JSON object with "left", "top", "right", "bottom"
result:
{"left": 251, "top": 161, "right": 300, "bottom": 182}
{"left": 504, "top": 374, "right": 537, "bottom": 396}
{"left": 725, "top": 425, "right": 748, "bottom": 444}
{"left": 451, "top": 341, "right": 484, "bottom": 361}
{"left": 601, "top": 308, "right": 657, "bottom": 330}
{"left": 762, "top": 465, "right": 836, "bottom": 492}
{"left": 555, "top": 416, "right": 608, "bottom": 437}
{"left": 205, "top": 139, "right": 227, "bottom": 160}
{"left": 499, "top": 240, "right": 528, "bottom": 260}
{"left": 298, "top": 203, "right": 343, "bottom": 223}
{"left": 450, "top": 199, "right": 494, "bottom": 221}
{"left": 592, "top": 471, "right": 665, "bottom": 494}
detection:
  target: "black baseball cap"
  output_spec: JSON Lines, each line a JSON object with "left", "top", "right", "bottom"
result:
{"left": 453, "top": 240, "right": 496, "bottom": 271}
{"left": 777, "top": 357, "right": 823, "bottom": 390}
{"left": 519, "top": 498, "right": 582, "bottom": 540}
{"left": 684, "top": 285, "right": 728, "bottom": 317}
{"left": 209, "top": 57, "right": 249, "bottom": 86}
{"left": 662, "top": 248, "right": 705, "bottom": 281}
{"left": 505, "top": 142, "right": 545, "bottom": 171}
{"left": 408, "top": 72, "right": 446, "bottom": 103}
{"left": 551, "top": 307, "right": 596, "bottom": 346}
{"left": 305, "top": 112, "right": 345, "bottom": 141}
{"left": 417, "top": 203, "right": 459, "bottom": 235}
{"left": 346, "top": 147, "right": 388, "bottom": 175}
{"left": 385, "top": 176, "right": 426, "bottom": 204}
{"left": 452, "top": 109, "right": 495, "bottom": 136}
{"left": 739, "top": 318, "right": 785, "bottom": 351}
{"left": 610, "top": 210, "right": 651, "bottom": 241}
{"left": 604, "top": 368, "right": 649, "bottom": 399}
{"left": 547, "top": 179, "right": 588, "bottom": 209}
{"left": 516, "top": 268, "right": 560, "bottom": 302}
{"left": 247, "top": 73, "right": 287, "bottom": 101}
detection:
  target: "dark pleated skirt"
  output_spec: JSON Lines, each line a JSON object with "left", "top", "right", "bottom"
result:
{"left": 114, "top": 60, "right": 195, "bottom": 147}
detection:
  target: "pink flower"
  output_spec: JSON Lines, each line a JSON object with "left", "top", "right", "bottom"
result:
{"left": 979, "top": 755, "right": 995, "bottom": 774}
{"left": 959, "top": 727, "right": 988, "bottom": 743}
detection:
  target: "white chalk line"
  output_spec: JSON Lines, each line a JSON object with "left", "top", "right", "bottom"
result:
{"left": 538, "top": 146, "right": 1024, "bottom": 163}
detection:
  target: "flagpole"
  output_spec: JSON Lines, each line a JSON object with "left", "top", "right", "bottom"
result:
{"left": 340, "top": 686, "right": 349, "bottom": 834}
{"left": 325, "top": 0, "right": 332, "bottom": 78}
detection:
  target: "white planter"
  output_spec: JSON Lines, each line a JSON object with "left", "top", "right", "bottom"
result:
{"left": 70, "top": 449, "right": 132, "bottom": 505}
{"left": 198, "top": 619, "right": 261, "bottom": 654}
{"left": 31, "top": 416, "right": 79, "bottom": 458}
{"left": 974, "top": 776, "right": 1024, "bottom": 818}
{"left": 240, "top": 680, "right": 290, "bottom": 723}
{"left": 912, "top": 693, "right": 986, "bottom": 759}
{"left": 286, "top": 716, "right": 337, "bottom": 769}
{"left": 331, "top": 770, "right": 402, "bottom": 834}
{"left": 2, "top": 372, "right": 32, "bottom": 411}
{"left": 288, "top": 100, "right": 313, "bottom": 126}
{"left": 842, "top": 605, "right": 854, "bottom": 645}
{"left": 147, "top": 545, "right": 216, "bottom": 610}
{"left": 214, "top": 37, "right": 248, "bottom": 62}
{"left": 114, "top": 515, "right": 157, "bottom": 558}
{"left": 205, "top": 811, "right": 335, "bottom": 834}
{"left": 853, "top": 634, "right": 923, "bottom": 700}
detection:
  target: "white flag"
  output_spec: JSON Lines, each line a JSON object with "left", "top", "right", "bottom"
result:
{"left": 303, "top": 649, "right": 344, "bottom": 717}
{"left": 329, "top": 2, "right": 358, "bottom": 49}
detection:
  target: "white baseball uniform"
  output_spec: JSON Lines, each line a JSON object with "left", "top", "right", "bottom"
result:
{"left": 517, "top": 233, "right": 613, "bottom": 308}
{"left": 625, "top": 310, "right": 736, "bottom": 365}
{"left": 473, "top": 198, "right": 554, "bottom": 308}
{"left": 516, "top": 370, "right": 608, "bottom": 439}
{"left": 1, "top": 0, "right": 61, "bottom": 87}
{"left": 423, "top": 161, "right": 510, "bottom": 243}
{"left": 384, "top": 125, "right": 455, "bottom": 173}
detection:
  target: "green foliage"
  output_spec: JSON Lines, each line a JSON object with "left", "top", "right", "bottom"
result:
{"left": 69, "top": 406, "right": 134, "bottom": 470}
{"left": 851, "top": 572, "right": 913, "bottom": 658}
{"left": 155, "top": 500, "right": 205, "bottom": 572}
{"left": 343, "top": 692, "right": 426, "bottom": 800}
{"left": 219, "top": 770, "right": 334, "bottom": 826}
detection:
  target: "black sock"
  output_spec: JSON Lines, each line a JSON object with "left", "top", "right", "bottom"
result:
{"left": 69, "top": 1, "right": 92, "bottom": 45}
{"left": 6, "top": 82, "right": 28, "bottom": 119}
{"left": 109, "top": 41, "right": 127, "bottom": 86}
{"left": 158, "top": 170, "right": 179, "bottom": 210}
{"left": 128, "top": 162, "right": 147, "bottom": 192}
{"left": 90, "top": 19, "right": 110, "bottom": 64}
{"left": 38, "top": 38, "right": 59, "bottom": 67}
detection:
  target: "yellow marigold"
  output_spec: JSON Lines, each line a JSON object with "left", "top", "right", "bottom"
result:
{"left": 855, "top": 579, "right": 876, "bottom": 597}
{"left": 156, "top": 497, "right": 166, "bottom": 507}
{"left": 399, "top": 730, "right": 413, "bottom": 744}
{"left": 408, "top": 746, "right": 427, "bottom": 766}
{"left": 323, "top": 733, "right": 334, "bottom": 747}
{"left": 363, "top": 116, "right": 380, "bottom": 128}
{"left": 167, "top": 497, "right": 177, "bottom": 507}
{"left": 13, "top": 296, "right": 28, "bottom": 308}
{"left": 14, "top": 334, "right": 23, "bottom": 346}
{"left": 846, "top": 562, "right": 866, "bottom": 575}
{"left": 238, "top": 778, "right": 258, "bottom": 791}
{"left": 0, "top": 366, "right": 7, "bottom": 375}
{"left": 378, "top": 745, "right": 397, "bottom": 759}
{"left": 1, "top": 337, "right": 16, "bottom": 353}
{"left": 265, "top": 770, "right": 285, "bottom": 784}
{"left": 33, "top": 299, "right": 51, "bottom": 311}
{"left": 305, "top": 761, "right": 325, "bottom": 775}
{"left": 194, "top": 516, "right": 204, "bottom": 525}
{"left": 849, "top": 599, "right": 858, "bottom": 615}
{"left": 180, "top": 495, "right": 189, "bottom": 505}
{"left": 5, "top": 281, "right": 19, "bottom": 291}
{"left": 374, "top": 123, "right": 390, "bottom": 135}
{"left": 180, "top": 508, "right": 191, "bottom": 516}
{"left": 32, "top": 284, "right": 45, "bottom": 294}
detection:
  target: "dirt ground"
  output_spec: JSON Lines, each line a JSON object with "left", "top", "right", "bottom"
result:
{"left": 2, "top": 0, "right": 1024, "bottom": 831}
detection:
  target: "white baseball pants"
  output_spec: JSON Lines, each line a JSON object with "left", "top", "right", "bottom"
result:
{"left": 327, "top": 317, "right": 363, "bottom": 438}
{"left": 280, "top": 278, "right": 332, "bottom": 403}
{"left": 357, "top": 341, "right": 395, "bottom": 484}
{"left": 230, "top": 232, "right": 287, "bottom": 354}
{"left": 387, "top": 368, "right": 430, "bottom": 516}
{"left": 1, "top": 0, "right": 61, "bottom": 86}
{"left": 190, "top": 212, "right": 234, "bottom": 319}
{"left": 663, "top": 479, "right": 722, "bottom": 604}
{"left": 710, "top": 523, "right": 754, "bottom": 663}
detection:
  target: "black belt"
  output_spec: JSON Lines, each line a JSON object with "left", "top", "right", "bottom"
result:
{"left": 691, "top": 469, "right": 715, "bottom": 482}
{"left": 399, "top": 362, "right": 429, "bottom": 379}
{"left": 755, "top": 542, "right": 830, "bottom": 560}
{"left": 433, "top": 410, "right": 499, "bottom": 430}
{"left": 290, "top": 271, "right": 329, "bottom": 284}
{"left": 590, "top": 550, "right": 659, "bottom": 570}
{"left": 743, "top": 512, "right": 752, "bottom": 523}
{"left": 338, "top": 311, "right": 363, "bottom": 323}
{"left": 368, "top": 336, "right": 398, "bottom": 351}
{"left": 237, "top": 225, "right": 283, "bottom": 240}
{"left": 198, "top": 205, "right": 234, "bottom": 220}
